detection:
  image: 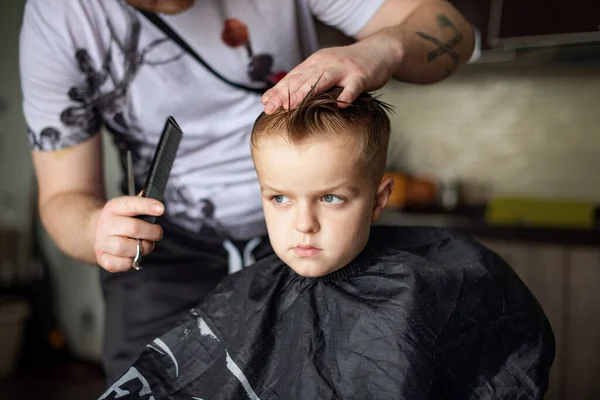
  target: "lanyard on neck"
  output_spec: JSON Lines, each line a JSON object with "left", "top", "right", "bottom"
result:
{"left": 136, "top": 9, "right": 270, "bottom": 95}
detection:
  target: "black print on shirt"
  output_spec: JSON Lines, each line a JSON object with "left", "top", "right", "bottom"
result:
{"left": 163, "top": 184, "right": 226, "bottom": 235}
{"left": 28, "top": 126, "right": 61, "bottom": 151}
{"left": 29, "top": 0, "right": 182, "bottom": 159}
{"left": 221, "top": 18, "right": 287, "bottom": 86}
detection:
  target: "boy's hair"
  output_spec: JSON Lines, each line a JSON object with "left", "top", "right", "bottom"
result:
{"left": 251, "top": 86, "right": 394, "bottom": 182}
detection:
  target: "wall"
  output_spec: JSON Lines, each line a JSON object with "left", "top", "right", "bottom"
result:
{"left": 380, "top": 62, "right": 600, "bottom": 204}
{"left": 0, "top": 0, "right": 31, "bottom": 282}
{"left": 0, "top": 0, "right": 112, "bottom": 362}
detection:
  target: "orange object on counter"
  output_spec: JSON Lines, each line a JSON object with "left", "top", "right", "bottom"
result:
{"left": 408, "top": 176, "right": 437, "bottom": 204}
{"left": 383, "top": 172, "right": 408, "bottom": 207}
{"left": 382, "top": 172, "right": 437, "bottom": 208}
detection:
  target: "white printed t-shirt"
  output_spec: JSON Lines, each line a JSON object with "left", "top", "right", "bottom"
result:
{"left": 20, "top": 0, "right": 385, "bottom": 239}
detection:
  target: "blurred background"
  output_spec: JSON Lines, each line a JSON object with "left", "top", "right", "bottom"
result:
{"left": 1, "top": 0, "right": 599, "bottom": 399}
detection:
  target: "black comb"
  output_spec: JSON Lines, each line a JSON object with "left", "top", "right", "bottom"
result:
{"left": 138, "top": 116, "right": 183, "bottom": 224}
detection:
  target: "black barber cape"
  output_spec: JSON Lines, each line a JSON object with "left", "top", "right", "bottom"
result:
{"left": 99, "top": 226, "right": 554, "bottom": 400}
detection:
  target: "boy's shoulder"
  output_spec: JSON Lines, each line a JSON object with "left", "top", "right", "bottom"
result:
{"left": 369, "top": 224, "right": 552, "bottom": 327}
{"left": 367, "top": 225, "right": 532, "bottom": 310}
{"left": 368, "top": 225, "right": 513, "bottom": 281}
{"left": 366, "top": 226, "right": 554, "bottom": 396}
{"left": 369, "top": 225, "right": 487, "bottom": 266}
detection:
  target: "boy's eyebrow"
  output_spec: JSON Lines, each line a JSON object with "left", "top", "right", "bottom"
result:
{"left": 260, "top": 183, "right": 360, "bottom": 195}
{"left": 324, "top": 184, "right": 360, "bottom": 195}
{"left": 260, "top": 184, "right": 280, "bottom": 192}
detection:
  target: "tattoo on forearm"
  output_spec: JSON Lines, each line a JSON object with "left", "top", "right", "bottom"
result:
{"left": 416, "top": 14, "right": 463, "bottom": 65}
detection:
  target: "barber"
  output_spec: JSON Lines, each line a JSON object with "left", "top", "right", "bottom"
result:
{"left": 19, "top": 0, "right": 474, "bottom": 383}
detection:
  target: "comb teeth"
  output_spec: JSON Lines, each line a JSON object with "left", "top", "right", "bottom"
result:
{"left": 139, "top": 117, "right": 183, "bottom": 224}
{"left": 144, "top": 128, "right": 179, "bottom": 197}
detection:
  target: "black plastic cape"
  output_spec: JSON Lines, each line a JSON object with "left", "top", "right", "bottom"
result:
{"left": 99, "top": 226, "right": 554, "bottom": 400}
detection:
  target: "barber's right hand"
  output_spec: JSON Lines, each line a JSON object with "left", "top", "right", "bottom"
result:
{"left": 93, "top": 195, "right": 165, "bottom": 272}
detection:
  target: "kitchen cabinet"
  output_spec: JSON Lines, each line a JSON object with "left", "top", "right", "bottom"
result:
{"left": 564, "top": 248, "right": 600, "bottom": 400}
{"left": 479, "top": 239, "right": 600, "bottom": 400}
{"left": 450, "top": 0, "right": 600, "bottom": 50}
{"left": 489, "top": 0, "right": 600, "bottom": 49}
{"left": 450, "top": 0, "right": 493, "bottom": 50}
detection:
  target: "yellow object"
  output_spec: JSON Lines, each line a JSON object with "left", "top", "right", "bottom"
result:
{"left": 485, "top": 197, "right": 596, "bottom": 228}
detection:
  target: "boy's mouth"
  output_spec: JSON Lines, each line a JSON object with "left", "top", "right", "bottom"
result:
{"left": 292, "top": 244, "right": 322, "bottom": 257}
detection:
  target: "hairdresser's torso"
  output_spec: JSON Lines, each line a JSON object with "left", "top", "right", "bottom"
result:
{"left": 23, "top": 0, "right": 328, "bottom": 239}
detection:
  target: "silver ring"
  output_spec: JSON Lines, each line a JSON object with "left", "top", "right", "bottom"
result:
{"left": 133, "top": 239, "right": 143, "bottom": 270}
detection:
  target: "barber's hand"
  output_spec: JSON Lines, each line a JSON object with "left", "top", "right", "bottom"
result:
{"left": 261, "top": 37, "right": 400, "bottom": 114}
{"left": 93, "top": 196, "right": 164, "bottom": 272}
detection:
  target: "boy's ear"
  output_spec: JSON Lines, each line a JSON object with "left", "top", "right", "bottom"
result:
{"left": 371, "top": 176, "right": 395, "bottom": 222}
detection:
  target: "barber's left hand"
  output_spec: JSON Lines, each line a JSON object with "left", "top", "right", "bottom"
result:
{"left": 261, "top": 37, "right": 401, "bottom": 114}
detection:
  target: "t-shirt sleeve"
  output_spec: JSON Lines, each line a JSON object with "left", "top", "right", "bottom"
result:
{"left": 306, "top": 0, "right": 386, "bottom": 37}
{"left": 19, "top": 0, "right": 101, "bottom": 152}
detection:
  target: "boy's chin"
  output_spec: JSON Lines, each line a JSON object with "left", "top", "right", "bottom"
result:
{"left": 286, "top": 259, "right": 345, "bottom": 278}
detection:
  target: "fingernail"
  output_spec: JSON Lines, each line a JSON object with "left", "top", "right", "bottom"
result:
{"left": 261, "top": 95, "right": 270, "bottom": 104}
{"left": 265, "top": 104, "right": 274, "bottom": 114}
{"left": 152, "top": 203, "right": 164, "bottom": 213}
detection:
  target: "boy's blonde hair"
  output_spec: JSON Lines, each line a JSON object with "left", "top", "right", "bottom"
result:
{"left": 251, "top": 86, "right": 393, "bottom": 182}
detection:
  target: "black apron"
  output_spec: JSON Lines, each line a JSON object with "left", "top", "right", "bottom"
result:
{"left": 99, "top": 217, "right": 273, "bottom": 384}
{"left": 99, "top": 226, "right": 554, "bottom": 399}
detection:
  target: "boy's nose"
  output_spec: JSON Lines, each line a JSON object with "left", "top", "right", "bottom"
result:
{"left": 294, "top": 207, "right": 320, "bottom": 234}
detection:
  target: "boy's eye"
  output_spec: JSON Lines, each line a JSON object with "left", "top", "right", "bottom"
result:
{"left": 272, "top": 195, "right": 290, "bottom": 204}
{"left": 321, "top": 194, "right": 345, "bottom": 204}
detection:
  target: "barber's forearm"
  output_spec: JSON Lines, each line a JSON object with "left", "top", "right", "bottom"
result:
{"left": 373, "top": 1, "right": 475, "bottom": 84}
{"left": 39, "top": 192, "right": 105, "bottom": 265}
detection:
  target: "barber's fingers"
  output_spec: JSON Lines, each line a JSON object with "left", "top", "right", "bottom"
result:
{"left": 103, "top": 236, "right": 155, "bottom": 258}
{"left": 108, "top": 216, "right": 164, "bottom": 242}
{"left": 287, "top": 69, "right": 337, "bottom": 110}
{"left": 96, "top": 237, "right": 155, "bottom": 272}
{"left": 336, "top": 76, "right": 366, "bottom": 108}
{"left": 263, "top": 64, "right": 320, "bottom": 113}
{"left": 93, "top": 195, "right": 164, "bottom": 272}
{"left": 277, "top": 70, "right": 311, "bottom": 110}
{"left": 262, "top": 57, "right": 316, "bottom": 112}
{"left": 105, "top": 195, "right": 164, "bottom": 218}
{"left": 264, "top": 66, "right": 358, "bottom": 113}
{"left": 98, "top": 253, "right": 136, "bottom": 273}
{"left": 267, "top": 68, "right": 364, "bottom": 112}
{"left": 262, "top": 44, "right": 384, "bottom": 114}
{"left": 261, "top": 48, "right": 346, "bottom": 114}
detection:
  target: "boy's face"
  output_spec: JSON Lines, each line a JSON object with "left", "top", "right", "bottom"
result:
{"left": 252, "top": 134, "right": 394, "bottom": 277}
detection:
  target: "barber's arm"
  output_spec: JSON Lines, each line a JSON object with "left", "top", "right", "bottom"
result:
{"left": 32, "top": 137, "right": 106, "bottom": 265}
{"left": 262, "top": 0, "right": 474, "bottom": 114}
{"left": 21, "top": 0, "right": 163, "bottom": 272}
{"left": 32, "top": 138, "right": 164, "bottom": 271}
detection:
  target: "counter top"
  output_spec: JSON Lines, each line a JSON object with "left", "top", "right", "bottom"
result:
{"left": 376, "top": 209, "right": 600, "bottom": 247}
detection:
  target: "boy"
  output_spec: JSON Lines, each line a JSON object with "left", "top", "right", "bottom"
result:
{"left": 99, "top": 88, "right": 554, "bottom": 399}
